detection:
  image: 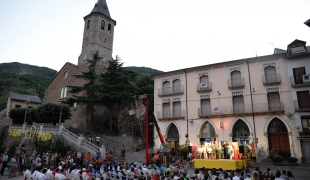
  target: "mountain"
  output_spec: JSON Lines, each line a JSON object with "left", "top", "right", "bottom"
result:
{"left": 0, "top": 63, "right": 163, "bottom": 110}
{"left": 0, "top": 62, "right": 57, "bottom": 110}
{"left": 124, "top": 66, "right": 164, "bottom": 75}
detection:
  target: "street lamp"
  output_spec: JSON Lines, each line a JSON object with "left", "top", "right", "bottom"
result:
{"left": 58, "top": 98, "right": 66, "bottom": 126}
{"left": 23, "top": 97, "right": 30, "bottom": 124}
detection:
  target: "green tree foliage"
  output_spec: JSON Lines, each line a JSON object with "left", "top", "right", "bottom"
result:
{"left": 0, "top": 62, "right": 57, "bottom": 110}
{"left": 124, "top": 66, "right": 163, "bottom": 75}
{"left": 68, "top": 52, "right": 101, "bottom": 127}
{"left": 34, "top": 135, "right": 74, "bottom": 156}
{"left": 9, "top": 102, "right": 71, "bottom": 125}
{"left": 97, "top": 56, "right": 140, "bottom": 133}
{"left": 9, "top": 108, "right": 26, "bottom": 124}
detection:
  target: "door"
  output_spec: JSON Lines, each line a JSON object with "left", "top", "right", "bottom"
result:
{"left": 173, "top": 101, "right": 181, "bottom": 118}
{"left": 199, "top": 75, "right": 209, "bottom": 91}
{"left": 231, "top": 71, "right": 242, "bottom": 87}
{"left": 265, "top": 66, "right": 277, "bottom": 83}
{"left": 163, "top": 103, "right": 170, "bottom": 118}
{"left": 293, "top": 67, "right": 305, "bottom": 85}
{"left": 300, "top": 141, "right": 310, "bottom": 164}
{"left": 297, "top": 91, "right": 310, "bottom": 109}
{"left": 268, "top": 118, "right": 291, "bottom": 158}
{"left": 267, "top": 92, "right": 281, "bottom": 112}
{"left": 201, "top": 99, "right": 211, "bottom": 116}
{"left": 233, "top": 96, "right": 244, "bottom": 114}
{"left": 173, "top": 79, "right": 181, "bottom": 94}
{"left": 162, "top": 81, "right": 170, "bottom": 95}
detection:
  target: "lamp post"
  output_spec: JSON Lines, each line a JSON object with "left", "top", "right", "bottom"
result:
{"left": 58, "top": 98, "right": 66, "bottom": 126}
{"left": 23, "top": 97, "right": 30, "bottom": 124}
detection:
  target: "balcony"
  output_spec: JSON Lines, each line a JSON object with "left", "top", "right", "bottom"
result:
{"left": 198, "top": 102, "right": 284, "bottom": 117}
{"left": 158, "top": 85, "right": 184, "bottom": 96}
{"left": 290, "top": 74, "right": 310, "bottom": 87}
{"left": 262, "top": 74, "right": 281, "bottom": 85}
{"left": 197, "top": 82, "right": 212, "bottom": 92}
{"left": 157, "top": 109, "right": 185, "bottom": 120}
{"left": 228, "top": 78, "right": 245, "bottom": 89}
{"left": 294, "top": 100, "right": 310, "bottom": 112}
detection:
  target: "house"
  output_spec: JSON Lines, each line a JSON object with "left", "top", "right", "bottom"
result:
{"left": 6, "top": 92, "right": 43, "bottom": 124}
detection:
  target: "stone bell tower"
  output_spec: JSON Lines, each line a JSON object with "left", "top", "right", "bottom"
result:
{"left": 78, "top": 0, "right": 116, "bottom": 68}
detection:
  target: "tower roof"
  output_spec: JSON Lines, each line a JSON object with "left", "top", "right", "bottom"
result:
{"left": 91, "top": 0, "right": 111, "bottom": 17}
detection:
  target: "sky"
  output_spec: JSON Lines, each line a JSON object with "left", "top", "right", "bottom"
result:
{"left": 1, "top": 0, "right": 310, "bottom": 72}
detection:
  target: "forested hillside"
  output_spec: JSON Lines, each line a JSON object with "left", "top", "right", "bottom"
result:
{"left": 0, "top": 62, "right": 164, "bottom": 111}
{"left": 0, "top": 62, "right": 57, "bottom": 110}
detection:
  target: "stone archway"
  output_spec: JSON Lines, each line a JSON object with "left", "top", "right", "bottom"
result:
{"left": 200, "top": 121, "right": 216, "bottom": 139}
{"left": 268, "top": 117, "right": 290, "bottom": 158}
{"left": 166, "top": 123, "right": 179, "bottom": 153}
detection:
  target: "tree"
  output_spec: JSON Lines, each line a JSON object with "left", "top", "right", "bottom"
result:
{"left": 97, "top": 56, "right": 140, "bottom": 134}
{"left": 9, "top": 108, "right": 26, "bottom": 124}
{"left": 8, "top": 103, "right": 71, "bottom": 125}
{"left": 68, "top": 52, "right": 101, "bottom": 128}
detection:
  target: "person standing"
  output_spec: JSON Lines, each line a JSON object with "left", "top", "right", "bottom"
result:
{"left": 0, "top": 152, "right": 8, "bottom": 175}
{"left": 96, "top": 136, "right": 100, "bottom": 145}
{"left": 121, "top": 145, "right": 126, "bottom": 157}
{"left": 19, "top": 151, "right": 26, "bottom": 175}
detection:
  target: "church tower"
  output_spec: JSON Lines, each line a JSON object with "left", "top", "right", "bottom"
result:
{"left": 78, "top": 0, "right": 116, "bottom": 67}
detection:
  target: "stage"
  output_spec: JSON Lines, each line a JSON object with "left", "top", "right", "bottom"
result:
{"left": 193, "top": 159, "right": 247, "bottom": 170}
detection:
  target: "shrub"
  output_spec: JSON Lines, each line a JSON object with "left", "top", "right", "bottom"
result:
{"left": 271, "top": 157, "right": 283, "bottom": 162}
{"left": 286, "top": 157, "right": 298, "bottom": 163}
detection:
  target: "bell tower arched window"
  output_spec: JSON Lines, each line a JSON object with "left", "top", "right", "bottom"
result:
{"left": 101, "top": 20, "right": 105, "bottom": 30}
{"left": 108, "top": 23, "right": 112, "bottom": 33}
{"left": 87, "top": 20, "right": 90, "bottom": 29}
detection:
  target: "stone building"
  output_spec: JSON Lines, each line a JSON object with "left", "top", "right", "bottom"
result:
{"left": 45, "top": 0, "right": 116, "bottom": 128}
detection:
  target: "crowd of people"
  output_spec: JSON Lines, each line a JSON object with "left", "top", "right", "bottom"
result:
{"left": 0, "top": 146, "right": 297, "bottom": 180}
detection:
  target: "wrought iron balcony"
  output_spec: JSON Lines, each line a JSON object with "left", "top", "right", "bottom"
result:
{"left": 262, "top": 74, "right": 281, "bottom": 84}
{"left": 228, "top": 78, "right": 245, "bottom": 89}
{"left": 198, "top": 102, "right": 284, "bottom": 117}
{"left": 157, "top": 109, "right": 185, "bottom": 120}
{"left": 294, "top": 100, "right": 310, "bottom": 112}
{"left": 197, "top": 82, "right": 212, "bottom": 92}
{"left": 290, "top": 74, "right": 310, "bottom": 87}
{"left": 158, "top": 85, "right": 184, "bottom": 96}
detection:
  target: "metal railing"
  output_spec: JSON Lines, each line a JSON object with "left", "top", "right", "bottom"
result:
{"left": 228, "top": 78, "right": 245, "bottom": 88}
{"left": 262, "top": 74, "right": 281, "bottom": 84}
{"left": 198, "top": 103, "right": 284, "bottom": 116}
{"left": 158, "top": 85, "right": 184, "bottom": 96}
{"left": 290, "top": 75, "right": 310, "bottom": 86}
{"left": 294, "top": 100, "right": 310, "bottom": 111}
{"left": 157, "top": 109, "right": 185, "bottom": 119}
{"left": 197, "top": 82, "right": 212, "bottom": 92}
{"left": 62, "top": 127, "right": 78, "bottom": 142}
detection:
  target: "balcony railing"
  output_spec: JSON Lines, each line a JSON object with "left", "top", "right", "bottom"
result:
{"left": 197, "top": 82, "right": 212, "bottom": 92}
{"left": 262, "top": 74, "right": 281, "bottom": 84}
{"left": 158, "top": 85, "right": 184, "bottom": 96}
{"left": 290, "top": 75, "right": 310, "bottom": 87}
{"left": 228, "top": 78, "right": 245, "bottom": 88}
{"left": 198, "top": 102, "right": 284, "bottom": 117}
{"left": 157, "top": 109, "right": 185, "bottom": 119}
{"left": 294, "top": 100, "right": 310, "bottom": 111}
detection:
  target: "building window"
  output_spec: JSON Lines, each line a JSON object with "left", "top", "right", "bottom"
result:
{"left": 162, "top": 81, "right": 170, "bottom": 95}
{"left": 293, "top": 67, "right": 306, "bottom": 85}
{"left": 64, "top": 71, "right": 68, "bottom": 79}
{"left": 296, "top": 90, "right": 310, "bottom": 109}
{"left": 108, "top": 23, "right": 112, "bottom": 33}
{"left": 172, "top": 79, "right": 181, "bottom": 94}
{"left": 173, "top": 101, "right": 181, "bottom": 118}
{"left": 87, "top": 20, "right": 90, "bottom": 29}
{"left": 231, "top": 70, "right": 242, "bottom": 86}
{"left": 301, "top": 116, "right": 310, "bottom": 134}
{"left": 232, "top": 91, "right": 244, "bottom": 114}
{"left": 200, "top": 94, "right": 211, "bottom": 116}
{"left": 163, "top": 102, "right": 170, "bottom": 118}
{"left": 60, "top": 87, "right": 68, "bottom": 99}
{"left": 267, "top": 90, "right": 281, "bottom": 112}
{"left": 101, "top": 20, "right": 105, "bottom": 30}
{"left": 15, "top": 105, "right": 21, "bottom": 108}
{"left": 264, "top": 65, "right": 278, "bottom": 83}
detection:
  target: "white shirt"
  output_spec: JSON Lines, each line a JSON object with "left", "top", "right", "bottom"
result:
{"left": 58, "top": 173, "right": 67, "bottom": 180}
{"left": 32, "top": 170, "right": 39, "bottom": 180}
{"left": 39, "top": 173, "right": 47, "bottom": 180}
{"left": 232, "top": 176, "right": 240, "bottom": 180}
{"left": 275, "top": 178, "right": 285, "bottom": 180}
{"left": 55, "top": 172, "right": 60, "bottom": 180}
{"left": 74, "top": 169, "right": 82, "bottom": 180}
{"left": 24, "top": 169, "right": 32, "bottom": 180}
